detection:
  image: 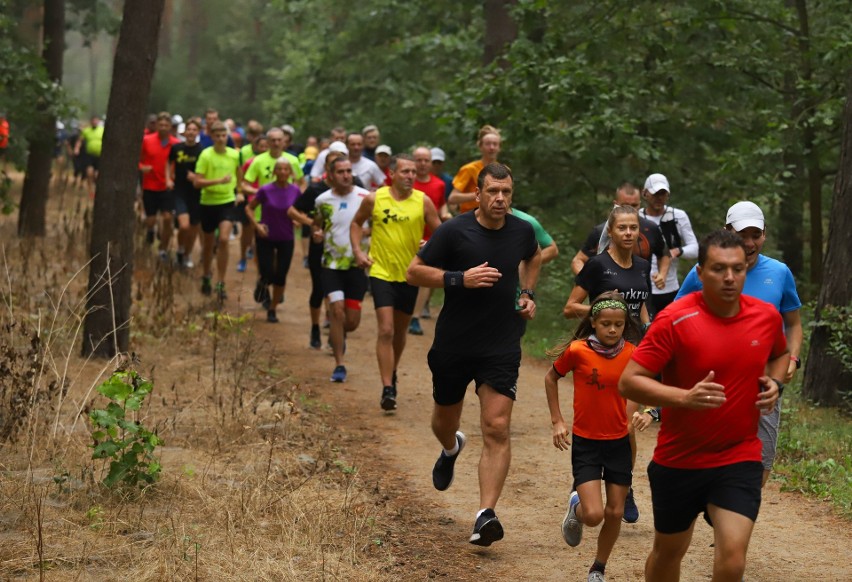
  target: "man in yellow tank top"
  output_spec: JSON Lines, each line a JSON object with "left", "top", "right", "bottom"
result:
{"left": 351, "top": 154, "right": 443, "bottom": 411}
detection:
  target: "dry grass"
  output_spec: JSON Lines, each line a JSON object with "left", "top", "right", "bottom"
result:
{"left": 0, "top": 182, "right": 402, "bottom": 581}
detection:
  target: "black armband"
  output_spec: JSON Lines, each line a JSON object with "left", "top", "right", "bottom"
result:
{"left": 444, "top": 271, "right": 464, "bottom": 288}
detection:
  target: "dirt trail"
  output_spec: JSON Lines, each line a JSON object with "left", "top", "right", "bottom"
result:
{"left": 223, "top": 241, "right": 851, "bottom": 581}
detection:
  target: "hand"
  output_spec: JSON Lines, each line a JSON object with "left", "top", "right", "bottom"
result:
{"left": 784, "top": 358, "right": 797, "bottom": 383}
{"left": 419, "top": 238, "right": 427, "bottom": 249}
{"left": 683, "top": 371, "right": 726, "bottom": 409}
{"left": 463, "top": 262, "right": 501, "bottom": 288}
{"left": 652, "top": 272, "right": 666, "bottom": 289}
{"left": 187, "top": 171, "right": 196, "bottom": 182}
{"left": 235, "top": 193, "right": 245, "bottom": 204}
{"left": 354, "top": 250, "right": 373, "bottom": 269}
{"left": 166, "top": 179, "right": 174, "bottom": 190}
{"left": 256, "top": 224, "right": 269, "bottom": 239}
{"left": 552, "top": 420, "right": 570, "bottom": 451}
{"left": 311, "top": 227, "right": 324, "bottom": 243}
{"left": 517, "top": 296, "right": 536, "bottom": 320}
{"left": 632, "top": 411, "right": 652, "bottom": 431}
{"left": 220, "top": 174, "right": 232, "bottom": 185}
{"left": 756, "top": 376, "right": 780, "bottom": 414}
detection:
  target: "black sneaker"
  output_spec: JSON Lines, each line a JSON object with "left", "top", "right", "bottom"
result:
{"left": 267, "top": 309, "right": 278, "bottom": 323}
{"left": 253, "top": 278, "right": 269, "bottom": 304}
{"left": 622, "top": 487, "right": 639, "bottom": 524}
{"left": 310, "top": 325, "right": 321, "bottom": 349}
{"left": 380, "top": 386, "right": 397, "bottom": 411}
{"left": 146, "top": 229, "right": 155, "bottom": 245}
{"left": 469, "top": 509, "right": 504, "bottom": 547}
{"left": 432, "top": 431, "right": 466, "bottom": 491}
{"left": 201, "top": 276, "right": 212, "bottom": 296}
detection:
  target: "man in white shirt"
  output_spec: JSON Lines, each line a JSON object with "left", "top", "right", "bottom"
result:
{"left": 346, "top": 132, "right": 386, "bottom": 191}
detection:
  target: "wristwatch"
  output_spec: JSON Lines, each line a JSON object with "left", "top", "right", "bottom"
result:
{"left": 520, "top": 289, "right": 536, "bottom": 301}
{"left": 790, "top": 355, "right": 801, "bottom": 369}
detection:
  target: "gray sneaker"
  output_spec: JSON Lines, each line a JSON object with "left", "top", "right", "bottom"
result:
{"left": 562, "top": 490, "right": 583, "bottom": 547}
{"left": 588, "top": 571, "right": 605, "bottom": 582}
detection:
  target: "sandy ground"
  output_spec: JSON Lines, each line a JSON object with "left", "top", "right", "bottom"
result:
{"left": 219, "top": 237, "right": 852, "bottom": 582}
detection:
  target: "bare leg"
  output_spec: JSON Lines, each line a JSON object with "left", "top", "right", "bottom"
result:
{"left": 374, "top": 306, "right": 395, "bottom": 386}
{"left": 645, "top": 521, "right": 696, "bottom": 582}
{"left": 595, "top": 481, "right": 629, "bottom": 566}
{"left": 432, "top": 401, "right": 464, "bottom": 450}
{"left": 215, "top": 220, "right": 233, "bottom": 284}
{"left": 477, "top": 385, "right": 513, "bottom": 510}
{"left": 708, "top": 505, "right": 754, "bottom": 582}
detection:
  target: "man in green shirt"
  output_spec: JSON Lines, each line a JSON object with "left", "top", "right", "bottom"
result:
{"left": 74, "top": 116, "right": 104, "bottom": 198}
{"left": 193, "top": 121, "right": 243, "bottom": 301}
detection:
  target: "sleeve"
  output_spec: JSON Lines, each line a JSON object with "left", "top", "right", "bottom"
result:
{"left": 779, "top": 267, "right": 802, "bottom": 313}
{"left": 631, "top": 310, "right": 676, "bottom": 374}
{"left": 677, "top": 210, "right": 699, "bottom": 259}
{"left": 195, "top": 149, "right": 209, "bottom": 175}
{"left": 675, "top": 265, "right": 701, "bottom": 300}
{"left": 168, "top": 145, "right": 177, "bottom": 163}
{"left": 574, "top": 257, "right": 600, "bottom": 291}
{"left": 528, "top": 215, "right": 554, "bottom": 247}
{"left": 417, "top": 220, "right": 454, "bottom": 267}
{"left": 452, "top": 166, "right": 473, "bottom": 192}
{"left": 580, "top": 225, "right": 601, "bottom": 256}
{"left": 244, "top": 158, "right": 259, "bottom": 183}
{"left": 255, "top": 185, "right": 268, "bottom": 206}
{"left": 552, "top": 343, "right": 577, "bottom": 377}
{"left": 310, "top": 152, "right": 326, "bottom": 179}
{"left": 434, "top": 177, "right": 446, "bottom": 202}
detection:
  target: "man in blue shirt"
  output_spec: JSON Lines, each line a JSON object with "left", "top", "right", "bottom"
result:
{"left": 675, "top": 201, "right": 802, "bottom": 486}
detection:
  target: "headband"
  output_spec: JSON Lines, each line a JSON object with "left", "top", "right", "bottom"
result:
{"left": 591, "top": 299, "right": 627, "bottom": 317}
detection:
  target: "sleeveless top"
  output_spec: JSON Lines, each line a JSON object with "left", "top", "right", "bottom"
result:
{"left": 369, "top": 187, "right": 425, "bottom": 282}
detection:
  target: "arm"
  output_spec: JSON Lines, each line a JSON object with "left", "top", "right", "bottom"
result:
{"left": 246, "top": 196, "right": 268, "bottom": 238}
{"left": 676, "top": 211, "right": 699, "bottom": 259}
{"left": 423, "top": 196, "right": 442, "bottom": 234}
{"left": 517, "top": 245, "right": 542, "bottom": 320}
{"left": 757, "top": 349, "right": 790, "bottom": 413}
{"left": 406, "top": 255, "right": 502, "bottom": 289}
{"left": 544, "top": 367, "right": 571, "bottom": 451}
{"left": 781, "top": 309, "right": 803, "bottom": 382}
{"left": 287, "top": 205, "right": 314, "bottom": 227}
{"left": 540, "top": 241, "right": 559, "bottom": 264}
{"left": 619, "top": 361, "right": 728, "bottom": 410}
{"left": 653, "top": 253, "right": 671, "bottom": 289}
{"left": 570, "top": 250, "right": 590, "bottom": 276}
{"left": 447, "top": 188, "right": 477, "bottom": 206}
{"left": 438, "top": 202, "right": 452, "bottom": 222}
{"left": 350, "top": 194, "right": 375, "bottom": 269}
{"left": 166, "top": 160, "right": 175, "bottom": 190}
{"left": 562, "top": 285, "right": 590, "bottom": 319}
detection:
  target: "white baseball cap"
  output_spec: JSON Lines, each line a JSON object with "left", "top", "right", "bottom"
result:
{"left": 375, "top": 145, "right": 392, "bottom": 156}
{"left": 644, "top": 173, "right": 670, "bottom": 195}
{"left": 726, "top": 201, "right": 765, "bottom": 231}
{"left": 281, "top": 124, "right": 295, "bottom": 137}
{"left": 328, "top": 141, "right": 349, "bottom": 155}
{"left": 430, "top": 147, "right": 446, "bottom": 162}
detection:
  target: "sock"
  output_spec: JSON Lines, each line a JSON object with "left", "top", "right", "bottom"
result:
{"left": 590, "top": 560, "right": 605, "bottom": 574}
{"left": 443, "top": 440, "right": 460, "bottom": 457}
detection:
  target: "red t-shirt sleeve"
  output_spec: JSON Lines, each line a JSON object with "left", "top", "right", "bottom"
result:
{"left": 631, "top": 311, "right": 675, "bottom": 374}
{"left": 552, "top": 342, "right": 577, "bottom": 377}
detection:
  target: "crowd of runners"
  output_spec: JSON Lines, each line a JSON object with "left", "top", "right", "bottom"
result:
{"left": 46, "top": 110, "right": 802, "bottom": 581}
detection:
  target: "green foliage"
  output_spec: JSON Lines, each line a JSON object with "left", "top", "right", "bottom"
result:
{"left": 811, "top": 304, "right": 852, "bottom": 375}
{"left": 89, "top": 370, "right": 163, "bottom": 489}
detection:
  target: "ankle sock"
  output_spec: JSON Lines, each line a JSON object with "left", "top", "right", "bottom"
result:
{"left": 443, "top": 440, "right": 460, "bottom": 457}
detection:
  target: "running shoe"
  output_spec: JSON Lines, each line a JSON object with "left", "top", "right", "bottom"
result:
{"left": 237, "top": 259, "right": 247, "bottom": 273}
{"left": 622, "top": 487, "right": 639, "bottom": 524}
{"left": 267, "top": 309, "right": 278, "bottom": 323}
{"left": 562, "top": 491, "right": 583, "bottom": 547}
{"left": 184, "top": 258, "right": 195, "bottom": 269}
{"left": 408, "top": 317, "right": 423, "bottom": 336}
{"left": 330, "top": 365, "right": 347, "bottom": 383}
{"left": 469, "top": 509, "right": 504, "bottom": 547}
{"left": 201, "top": 276, "right": 212, "bottom": 296}
{"left": 146, "top": 230, "right": 155, "bottom": 245}
{"left": 302, "top": 256, "right": 309, "bottom": 268}
{"left": 215, "top": 282, "right": 227, "bottom": 302}
{"left": 432, "top": 431, "right": 466, "bottom": 491}
{"left": 588, "top": 572, "right": 605, "bottom": 582}
{"left": 253, "top": 279, "right": 269, "bottom": 304}
{"left": 380, "top": 386, "right": 397, "bottom": 411}
{"left": 310, "top": 325, "right": 321, "bottom": 349}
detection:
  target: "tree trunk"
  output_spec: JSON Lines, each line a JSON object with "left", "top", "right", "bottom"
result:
{"left": 158, "top": 0, "right": 172, "bottom": 58}
{"left": 82, "top": 0, "right": 165, "bottom": 358}
{"left": 18, "top": 0, "right": 65, "bottom": 238}
{"left": 779, "top": 68, "right": 804, "bottom": 278}
{"left": 802, "top": 73, "right": 852, "bottom": 404}
{"left": 483, "top": 0, "right": 518, "bottom": 67}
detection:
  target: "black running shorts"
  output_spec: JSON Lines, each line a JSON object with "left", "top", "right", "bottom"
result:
{"left": 427, "top": 348, "right": 520, "bottom": 406}
{"left": 648, "top": 460, "right": 763, "bottom": 534}
{"left": 571, "top": 433, "right": 632, "bottom": 487}
{"left": 369, "top": 277, "right": 418, "bottom": 315}
{"left": 200, "top": 201, "right": 235, "bottom": 234}
{"left": 143, "top": 189, "right": 177, "bottom": 217}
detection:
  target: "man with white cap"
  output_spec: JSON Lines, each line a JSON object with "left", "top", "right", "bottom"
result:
{"left": 310, "top": 127, "right": 347, "bottom": 182}
{"left": 430, "top": 147, "right": 454, "bottom": 200}
{"left": 675, "top": 200, "right": 802, "bottom": 486}
{"left": 640, "top": 173, "right": 698, "bottom": 316}
{"left": 375, "top": 144, "right": 393, "bottom": 185}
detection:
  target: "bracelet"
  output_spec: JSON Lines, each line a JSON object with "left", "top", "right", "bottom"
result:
{"left": 444, "top": 271, "right": 464, "bottom": 288}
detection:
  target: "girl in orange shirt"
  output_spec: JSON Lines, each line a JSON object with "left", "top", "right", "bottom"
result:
{"left": 544, "top": 291, "right": 641, "bottom": 582}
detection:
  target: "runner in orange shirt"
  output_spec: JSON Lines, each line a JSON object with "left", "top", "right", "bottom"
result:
{"left": 447, "top": 124, "right": 501, "bottom": 214}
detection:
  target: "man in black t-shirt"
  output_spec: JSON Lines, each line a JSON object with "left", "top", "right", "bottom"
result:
{"left": 571, "top": 183, "right": 671, "bottom": 292}
{"left": 406, "top": 163, "right": 542, "bottom": 548}
{"left": 167, "top": 119, "right": 204, "bottom": 268}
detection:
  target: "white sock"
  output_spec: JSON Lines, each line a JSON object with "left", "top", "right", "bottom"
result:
{"left": 443, "top": 441, "right": 459, "bottom": 456}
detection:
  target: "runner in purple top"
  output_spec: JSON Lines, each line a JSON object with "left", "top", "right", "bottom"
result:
{"left": 246, "top": 158, "right": 302, "bottom": 322}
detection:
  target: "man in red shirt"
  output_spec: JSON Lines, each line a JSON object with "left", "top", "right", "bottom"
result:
{"left": 140, "top": 112, "right": 180, "bottom": 258}
{"left": 408, "top": 146, "right": 451, "bottom": 335}
{"left": 619, "top": 229, "right": 788, "bottom": 582}
{"left": 0, "top": 111, "right": 9, "bottom": 173}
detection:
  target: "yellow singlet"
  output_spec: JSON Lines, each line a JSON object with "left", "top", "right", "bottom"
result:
{"left": 369, "top": 186, "right": 425, "bottom": 282}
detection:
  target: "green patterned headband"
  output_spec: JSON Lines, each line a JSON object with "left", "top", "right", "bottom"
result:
{"left": 591, "top": 299, "right": 627, "bottom": 316}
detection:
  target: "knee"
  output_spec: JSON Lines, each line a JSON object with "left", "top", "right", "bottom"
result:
{"left": 716, "top": 549, "right": 746, "bottom": 579}
{"left": 583, "top": 506, "right": 605, "bottom": 527}
{"left": 329, "top": 302, "right": 345, "bottom": 320}
{"left": 604, "top": 504, "right": 623, "bottom": 525}
{"left": 376, "top": 326, "right": 393, "bottom": 343}
{"left": 481, "top": 415, "right": 510, "bottom": 444}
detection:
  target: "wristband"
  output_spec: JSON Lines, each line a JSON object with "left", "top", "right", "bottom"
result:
{"left": 790, "top": 355, "right": 801, "bottom": 369}
{"left": 770, "top": 378, "right": 785, "bottom": 396}
{"left": 444, "top": 271, "right": 464, "bottom": 288}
